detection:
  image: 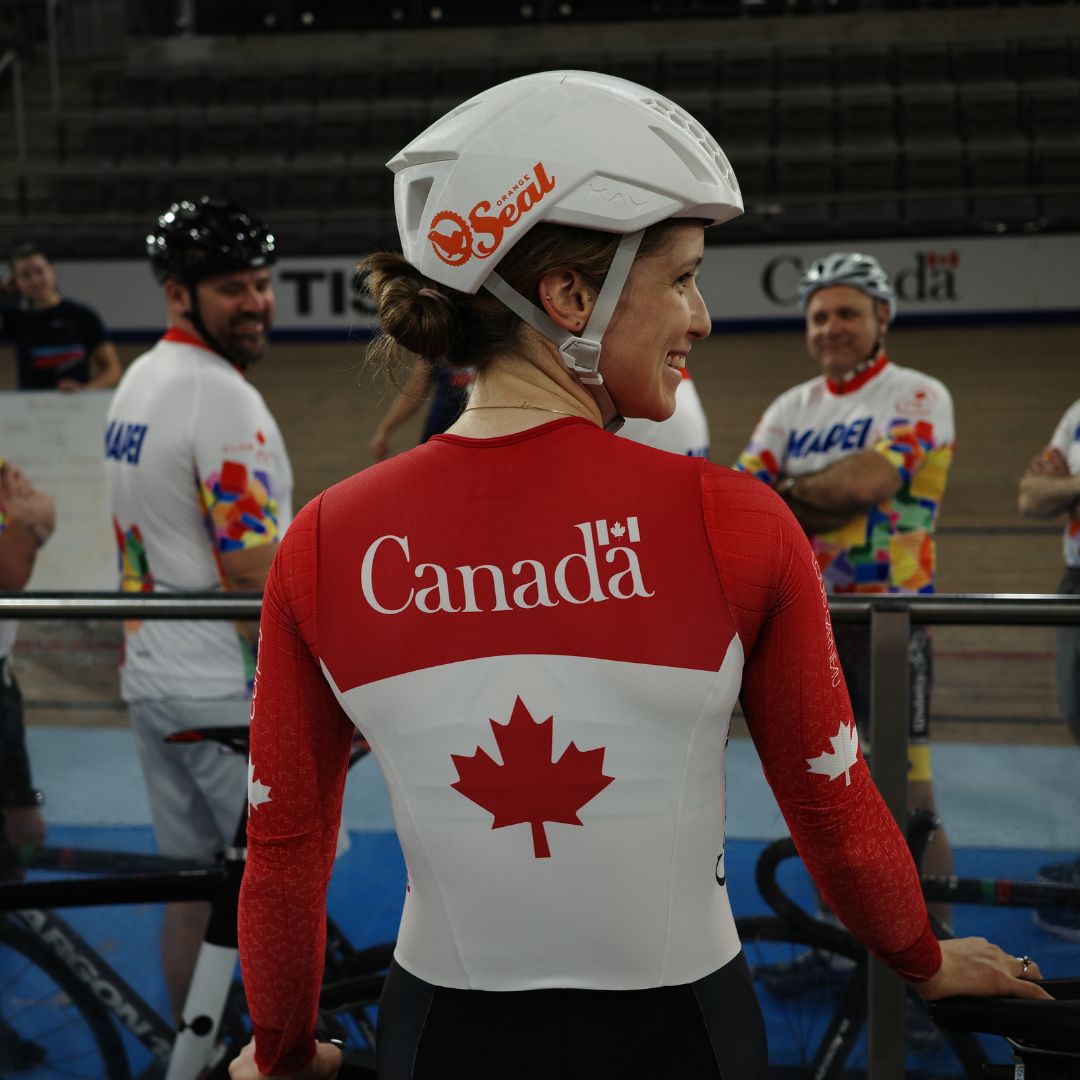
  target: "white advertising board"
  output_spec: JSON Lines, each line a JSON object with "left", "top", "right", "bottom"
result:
{"left": 0, "top": 390, "right": 117, "bottom": 590}
{"left": 47, "top": 233, "right": 1080, "bottom": 338}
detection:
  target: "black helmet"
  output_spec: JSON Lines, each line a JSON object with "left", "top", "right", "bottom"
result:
{"left": 147, "top": 197, "right": 275, "bottom": 285}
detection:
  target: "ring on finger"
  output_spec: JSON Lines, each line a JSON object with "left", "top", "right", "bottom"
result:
{"left": 1017, "top": 954, "right": 1033, "bottom": 976}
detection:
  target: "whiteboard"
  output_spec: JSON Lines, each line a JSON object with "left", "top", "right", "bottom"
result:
{"left": 0, "top": 390, "right": 117, "bottom": 590}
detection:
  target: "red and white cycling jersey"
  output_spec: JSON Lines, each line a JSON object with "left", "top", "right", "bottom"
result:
{"left": 1050, "top": 398, "right": 1080, "bottom": 568}
{"left": 240, "top": 418, "right": 940, "bottom": 1075}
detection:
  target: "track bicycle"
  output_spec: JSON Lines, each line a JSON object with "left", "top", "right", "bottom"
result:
{"left": 733, "top": 810, "right": 1080, "bottom": 1079}
{"left": 0, "top": 726, "right": 393, "bottom": 1079}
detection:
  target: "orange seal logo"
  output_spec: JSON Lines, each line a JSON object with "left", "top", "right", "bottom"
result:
{"left": 428, "top": 210, "right": 473, "bottom": 267}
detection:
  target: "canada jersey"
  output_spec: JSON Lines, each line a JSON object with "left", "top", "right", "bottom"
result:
{"left": 736, "top": 357, "right": 954, "bottom": 594}
{"left": 104, "top": 331, "right": 293, "bottom": 700}
{"left": 241, "top": 418, "right": 940, "bottom": 1075}
{"left": 1050, "top": 398, "right": 1080, "bottom": 567}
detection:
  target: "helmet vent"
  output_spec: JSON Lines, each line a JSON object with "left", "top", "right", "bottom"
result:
{"left": 642, "top": 98, "right": 738, "bottom": 193}
{"left": 405, "top": 176, "right": 435, "bottom": 240}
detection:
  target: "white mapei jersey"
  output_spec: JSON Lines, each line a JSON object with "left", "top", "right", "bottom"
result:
{"left": 104, "top": 329, "right": 292, "bottom": 700}
{"left": 737, "top": 356, "right": 955, "bottom": 593}
{"left": 618, "top": 371, "right": 710, "bottom": 457}
{"left": 1050, "top": 398, "right": 1080, "bottom": 567}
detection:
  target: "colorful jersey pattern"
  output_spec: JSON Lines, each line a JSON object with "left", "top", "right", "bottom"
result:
{"left": 1050, "top": 398, "right": 1080, "bottom": 568}
{"left": 735, "top": 357, "right": 955, "bottom": 594}
{"left": 239, "top": 419, "right": 940, "bottom": 1076}
{"left": 618, "top": 370, "right": 710, "bottom": 458}
{"left": 103, "top": 330, "right": 292, "bottom": 700}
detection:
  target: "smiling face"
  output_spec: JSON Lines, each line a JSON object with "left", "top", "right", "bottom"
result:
{"left": 805, "top": 284, "right": 888, "bottom": 382}
{"left": 170, "top": 268, "right": 275, "bottom": 367}
{"left": 12, "top": 253, "right": 60, "bottom": 309}
{"left": 598, "top": 222, "right": 711, "bottom": 422}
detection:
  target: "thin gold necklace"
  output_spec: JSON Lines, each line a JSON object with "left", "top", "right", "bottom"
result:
{"left": 461, "top": 401, "right": 579, "bottom": 417}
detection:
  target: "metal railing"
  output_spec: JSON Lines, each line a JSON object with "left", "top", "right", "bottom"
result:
{"left": 1, "top": 589, "right": 1077, "bottom": 1080}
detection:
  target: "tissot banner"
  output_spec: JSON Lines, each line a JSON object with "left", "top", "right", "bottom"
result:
{"left": 45, "top": 233, "right": 1080, "bottom": 336}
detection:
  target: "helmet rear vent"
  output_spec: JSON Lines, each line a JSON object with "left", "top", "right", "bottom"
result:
{"left": 642, "top": 98, "right": 738, "bottom": 193}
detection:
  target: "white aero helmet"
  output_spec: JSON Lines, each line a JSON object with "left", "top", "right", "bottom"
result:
{"left": 798, "top": 251, "right": 897, "bottom": 323}
{"left": 387, "top": 70, "right": 743, "bottom": 428}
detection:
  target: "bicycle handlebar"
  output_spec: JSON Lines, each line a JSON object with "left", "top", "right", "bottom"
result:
{"left": 929, "top": 979, "right": 1080, "bottom": 1054}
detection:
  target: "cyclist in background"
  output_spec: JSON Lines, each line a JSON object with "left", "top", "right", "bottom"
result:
{"left": 233, "top": 72, "right": 1047, "bottom": 1080}
{"left": 735, "top": 253, "right": 957, "bottom": 945}
{"left": 104, "top": 197, "right": 292, "bottom": 1025}
{"left": 0, "top": 243, "right": 122, "bottom": 391}
{"left": 1018, "top": 398, "right": 1080, "bottom": 940}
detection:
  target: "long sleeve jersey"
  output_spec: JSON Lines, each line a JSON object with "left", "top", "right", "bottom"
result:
{"left": 239, "top": 418, "right": 940, "bottom": 1075}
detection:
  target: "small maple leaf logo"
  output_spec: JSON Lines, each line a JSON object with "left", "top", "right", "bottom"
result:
{"left": 451, "top": 697, "right": 614, "bottom": 858}
{"left": 247, "top": 760, "right": 272, "bottom": 809}
{"left": 806, "top": 720, "right": 861, "bottom": 786}
{"left": 610, "top": 521, "right": 626, "bottom": 539}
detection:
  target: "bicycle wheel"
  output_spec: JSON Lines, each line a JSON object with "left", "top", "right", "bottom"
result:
{"left": 738, "top": 914, "right": 868, "bottom": 1079}
{"left": 0, "top": 918, "right": 131, "bottom": 1080}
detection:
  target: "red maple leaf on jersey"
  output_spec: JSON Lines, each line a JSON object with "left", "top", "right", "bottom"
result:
{"left": 451, "top": 696, "right": 615, "bottom": 858}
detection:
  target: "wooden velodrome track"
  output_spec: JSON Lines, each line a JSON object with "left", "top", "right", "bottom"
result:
{"left": 2, "top": 319, "right": 1078, "bottom": 741}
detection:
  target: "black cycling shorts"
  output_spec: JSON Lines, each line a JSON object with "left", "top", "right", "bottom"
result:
{"left": 377, "top": 951, "right": 768, "bottom": 1080}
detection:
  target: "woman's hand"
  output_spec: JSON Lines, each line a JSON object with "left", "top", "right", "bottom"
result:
{"left": 228, "top": 1039, "right": 342, "bottom": 1080}
{"left": 914, "top": 937, "right": 1052, "bottom": 1002}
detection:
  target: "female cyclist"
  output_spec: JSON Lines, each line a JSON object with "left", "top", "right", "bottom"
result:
{"left": 233, "top": 71, "right": 1047, "bottom": 1080}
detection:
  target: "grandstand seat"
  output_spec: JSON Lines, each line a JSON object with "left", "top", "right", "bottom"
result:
{"left": 300, "top": 116, "right": 362, "bottom": 159}
{"left": 835, "top": 89, "right": 898, "bottom": 147}
{"left": 834, "top": 43, "right": 893, "bottom": 91}
{"left": 110, "top": 174, "right": 166, "bottom": 216}
{"left": 139, "top": 119, "right": 192, "bottom": 164}
{"left": 273, "top": 67, "right": 326, "bottom": 107}
{"left": 726, "top": 149, "right": 773, "bottom": 201}
{"left": 776, "top": 47, "right": 833, "bottom": 90}
{"left": 214, "top": 70, "right": 271, "bottom": 109}
{"left": 960, "top": 86, "right": 1026, "bottom": 146}
{"left": 84, "top": 119, "right": 142, "bottom": 163}
{"left": 1016, "top": 38, "right": 1075, "bottom": 88}
{"left": 774, "top": 147, "right": 835, "bottom": 198}
{"left": 50, "top": 172, "right": 111, "bottom": 215}
{"left": 1023, "top": 84, "right": 1080, "bottom": 142}
{"left": 903, "top": 194, "right": 970, "bottom": 235}
{"left": 894, "top": 42, "right": 951, "bottom": 89}
{"left": 224, "top": 173, "right": 274, "bottom": 211}
{"left": 1034, "top": 139, "right": 1080, "bottom": 185}
{"left": 281, "top": 170, "right": 347, "bottom": 209}
{"left": 251, "top": 112, "right": 300, "bottom": 160}
{"left": 721, "top": 49, "right": 776, "bottom": 93}
{"left": 662, "top": 50, "right": 719, "bottom": 96}
{"left": 440, "top": 55, "right": 501, "bottom": 100}
{"left": 604, "top": 52, "right": 662, "bottom": 90}
{"left": 775, "top": 90, "right": 835, "bottom": 147}
{"left": 904, "top": 144, "right": 965, "bottom": 193}
{"left": 712, "top": 93, "right": 774, "bottom": 154}
{"left": 898, "top": 87, "right": 961, "bottom": 147}
{"left": 836, "top": 144, "right": 902, "bottom": 194}
{"left": 193, "top": 115, "right": 256, "bottom": 162}
{"left": 967, "top": 142, "right": 1033, "bottom": 191}
{"left": 950, "top": 40, "right": 1015, "bottom": 88}
{"left": 834, "top": 195, "right": 902, "bottom": 236}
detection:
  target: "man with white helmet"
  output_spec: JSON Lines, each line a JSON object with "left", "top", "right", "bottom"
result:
{"left": 736, "top": 252, "right": 957, "bottom": 945}
{"left": 232, "top": 80, "right": 1042, "bottom": 1080}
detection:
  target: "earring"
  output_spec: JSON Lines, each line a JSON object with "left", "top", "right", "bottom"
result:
{"left": 545, "top": 294, "right": 552, "bottom": 301}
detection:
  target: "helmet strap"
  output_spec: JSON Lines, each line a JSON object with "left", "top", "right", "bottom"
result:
{"left": 483, "top": 230, "right": 644, "bottom": 434}
{"left": 180, "top": 280, "right": 246, "bottom": 370}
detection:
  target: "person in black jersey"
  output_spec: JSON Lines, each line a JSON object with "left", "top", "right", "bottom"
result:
{"left": 0, "top": 243, "right": 122, "bottom": 391}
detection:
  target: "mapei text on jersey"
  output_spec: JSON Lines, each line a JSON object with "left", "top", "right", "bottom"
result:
{"left": 360, "top": 518, "right": 654, "bottom": 615}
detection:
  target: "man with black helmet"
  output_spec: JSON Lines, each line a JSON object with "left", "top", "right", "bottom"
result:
{"left": 104, "top": 197, "right": 292, "bottom": 1022}
{"left": 735, "top": 252, "right": 957, "bottom": 980}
